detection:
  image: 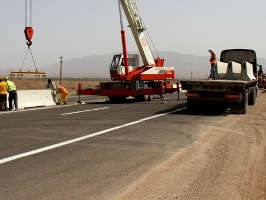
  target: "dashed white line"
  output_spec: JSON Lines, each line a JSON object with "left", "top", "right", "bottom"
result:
{"left": 0, "top": 107, "right": 186, "bottom": 165}
{"left": 60, "top": 107, "right": 109, "bottom": 115}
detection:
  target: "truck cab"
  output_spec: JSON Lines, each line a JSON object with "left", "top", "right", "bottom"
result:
{"left": 109, "top": 53, "right": 139, "bottom": 80}
{"left": 220, "top": 49, "right": 258, "bottom": 78}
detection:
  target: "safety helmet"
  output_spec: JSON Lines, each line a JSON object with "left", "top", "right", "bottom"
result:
{"left": 208, "top": 48, "right": 214, "bottom": 53}
{"left": 5, "top": 77, "right": 8, "bottom": 80}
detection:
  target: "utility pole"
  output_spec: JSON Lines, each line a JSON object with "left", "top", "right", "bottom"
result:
{"left": 191, "top": 71, "right": 193, "bottom": 79}
{"left": 59, "top": 56, "right": 63, "bottom": 85}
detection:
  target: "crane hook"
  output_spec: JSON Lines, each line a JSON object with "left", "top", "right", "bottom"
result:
{"left": 24, "top": 27, "right": 34, "bottom": 47}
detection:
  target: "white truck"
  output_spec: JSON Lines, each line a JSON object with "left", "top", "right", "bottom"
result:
{"left": 181, "top": 49, "right": 258, "bottom": 114}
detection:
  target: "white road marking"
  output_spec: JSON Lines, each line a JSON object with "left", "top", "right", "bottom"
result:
{"left": 60, "top": 107, "right": 109, "bottom": 115}
{"left": 0, "top": 107, "right": 186, "bottom": 165}
{"left": 0, "top": 106, "right": 59, "bottom": 114}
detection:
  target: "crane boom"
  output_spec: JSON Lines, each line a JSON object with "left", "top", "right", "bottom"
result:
{"left": 78, "top": 0, "right": 177, "bottom": 102}
{"left": 119, "top": 0, "right": 155, "bottom": 66}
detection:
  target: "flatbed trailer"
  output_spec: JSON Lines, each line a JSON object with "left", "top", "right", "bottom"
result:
{"left": 181, "top": 49, "right": 259, "bottom": 114}
{"left": 78, "top": 80, "right": 178, "bottom": 102}
{"left": 181, "top": 79, "right": 257, "bottom": 114}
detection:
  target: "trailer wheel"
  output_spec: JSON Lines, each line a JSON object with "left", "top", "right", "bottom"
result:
{"left": 148, "top": 86, "right": 154, "bottom": 101}
{"left": 143, "top": 84, "right": 149, "bottom": 101}
{"left": 148, "top": 94, "right": 154, "bottom": 101}
{"left": 230, "top": 92, "right": 248, "bottom": 114}
{"left": 248, "top": 87, "right": 256, "bottom": 105}
{"left": 136, "top": 84, "right": 149, "bottom": 101}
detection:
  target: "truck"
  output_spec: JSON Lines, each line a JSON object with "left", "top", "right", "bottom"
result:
{"left": 257, "top": 64, "right": 266, "bottom": 89}
{"left": 181, "top": 49, "right": 259, "bottom": 114}
{"left": 77, "top": 0, "right": 178, "bottom": 103}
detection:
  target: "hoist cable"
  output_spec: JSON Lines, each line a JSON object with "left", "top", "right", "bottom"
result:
{"left": 21, "top": 0, "right": 37, "bottom": 72}
{"left": 20, "top": 47, "right": 29, "bottom": 71}
{"left": 25, "top": 0, "right": 32, "bottom": 27}
{"left": 20, "top": 47, "right": 38, "bottom": 72}
{"left": 25, "top": 0, "right": 27, "bottom": 27}
{"left": 28, "top": 47, "right": 38, "bottom": 71}
{"left": 141, "top": 19, "right": 159, "bottom": 58}
{"left": 30, "top": 0, "right": 32, "bottom": 26}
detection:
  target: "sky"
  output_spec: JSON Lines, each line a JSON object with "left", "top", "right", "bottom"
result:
{"left": 1, "top": 0, "right": 266, "bottom": 70}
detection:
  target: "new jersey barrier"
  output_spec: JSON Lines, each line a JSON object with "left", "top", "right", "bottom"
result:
{"left": 11, "top": 90, "right": 57, "bottom": 109}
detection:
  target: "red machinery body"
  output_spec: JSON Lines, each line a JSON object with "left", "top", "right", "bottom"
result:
{"left": 78, "top": 0, "right": 178, "bottom": 102}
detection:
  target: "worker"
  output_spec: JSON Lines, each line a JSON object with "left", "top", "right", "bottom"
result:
{"left": 0, "top": 77, "right": 8, "bottom": 111}
{"left": 208, "top": 48, "right": 217, "bottom": 79}
{"left": 46, "top": 79, "right": 56, "bottom": 89}
{"left": 5, "top": 77, "right": 18, "bottom": 111}
{"left": 46, "top": 78, "right": 59, "bottom": 104}
{"left": 56, "top": 85, "right": 68, "bottom": 105}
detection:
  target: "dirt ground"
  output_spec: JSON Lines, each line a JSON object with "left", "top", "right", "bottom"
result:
{"left": 115, "top": 91, "right": 266, "bottom": 200}
{"left": 11, "top": 78, "right": 100, "bottom": 96}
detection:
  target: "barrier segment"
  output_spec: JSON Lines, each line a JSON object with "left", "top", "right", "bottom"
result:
{"left": 15, "top": 90, "right": 57, "bottom": 109}
{"left": 214, "top": 61, "right": 228, "bottom": 79}
{"left": 238, "top": 61, "right": 256, "bottom": 81}
{"left": 223, "top": 61, "right": 241, "bottom": 80}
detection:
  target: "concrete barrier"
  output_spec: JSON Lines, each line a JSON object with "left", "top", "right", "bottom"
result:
{"left": 14, "top": 89, "right": 57, "bottom": 109}
{"left": 223, "top": 61, "right": 241, "bottom": 80}
{"left": 238, "top": 61, "right": 256, "bottom": 81}
{"left": 214, "top": 61, "right": 228, "bottom": 79}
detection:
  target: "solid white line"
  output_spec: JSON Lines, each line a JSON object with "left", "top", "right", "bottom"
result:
{"left": 0, "top": 107, "right": 186, "bottom": 165}
{"left": 60, "top": 107, "right": 109, "bottom": 115}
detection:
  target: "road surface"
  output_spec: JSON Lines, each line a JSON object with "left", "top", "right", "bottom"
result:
{"left": 0, "top": 92, "right": 265, "bottom": 200}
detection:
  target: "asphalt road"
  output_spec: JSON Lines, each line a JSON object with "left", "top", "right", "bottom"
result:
{"left": 0, "top": 92, "right": 217, "bottom": 200}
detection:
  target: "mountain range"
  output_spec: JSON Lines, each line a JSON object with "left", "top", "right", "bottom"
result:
{"left": 1, "top": 51, "right": 266, "bottom": 79}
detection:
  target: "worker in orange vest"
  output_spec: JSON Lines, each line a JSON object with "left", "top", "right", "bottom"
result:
{"left": 56, "top": 85, "right": 68, "bottom": 105}
{"left": 208, "top": 48, "right": 217, "bottom": 79}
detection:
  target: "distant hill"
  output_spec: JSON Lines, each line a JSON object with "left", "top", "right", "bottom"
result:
{"left": 1, "top": 51, "right": 266, "bottom": 79}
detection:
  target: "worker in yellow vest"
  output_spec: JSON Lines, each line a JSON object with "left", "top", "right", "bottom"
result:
{"left": 208, "top": 48, "right": 217, "bottom": 79}
{"left": 5, "top": 77, "right": 18, "bottom": 111}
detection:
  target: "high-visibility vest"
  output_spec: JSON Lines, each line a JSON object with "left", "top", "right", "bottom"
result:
{"left": 210, "top": 52, "right": 217, "bottom": 64}
{"left": 0, "top": 81, "right": 8, "bottom": 94}
{"left": 6, "top": 80, "right": 16, "bottom": 91}
{"left": 59, "top": 86, "right": 68, "bottom": 94}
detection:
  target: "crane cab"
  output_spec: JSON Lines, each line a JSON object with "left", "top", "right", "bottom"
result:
{"left": 109, "top": 53, "right": 139, "bottom": 80}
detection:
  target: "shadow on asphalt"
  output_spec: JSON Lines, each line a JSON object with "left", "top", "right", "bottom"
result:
{"left": 153, "top": 102, "right": 229, "bottom": 117}
{"left": 82, "top": 98, "right": 229, "bottom": 117}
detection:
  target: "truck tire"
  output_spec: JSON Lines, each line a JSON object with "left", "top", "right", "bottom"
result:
{"left": 187, "top": 100, "right": 198, "bottom": 113}
{"left": 230, "top": 92, "right": 248, "bottom": 114}
{"left": 248, "top": 87, "right": 256, "bottom": 105}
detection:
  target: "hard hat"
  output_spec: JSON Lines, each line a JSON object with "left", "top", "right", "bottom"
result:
{"left": 0, "top": 77, "right": 3, "bottom": 81}
{"left": 208, "top": 48, "right": 214, "bottom": 53}
{"left": 56, "top": 85, "right": 60, "bottom": 89}
{"left": 5, "top": 77, "right": 8, "bottom": 80}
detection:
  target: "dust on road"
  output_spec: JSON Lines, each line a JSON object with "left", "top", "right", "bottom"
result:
{"left": 116, "top": 90, "right": 266, "bottom": 200}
